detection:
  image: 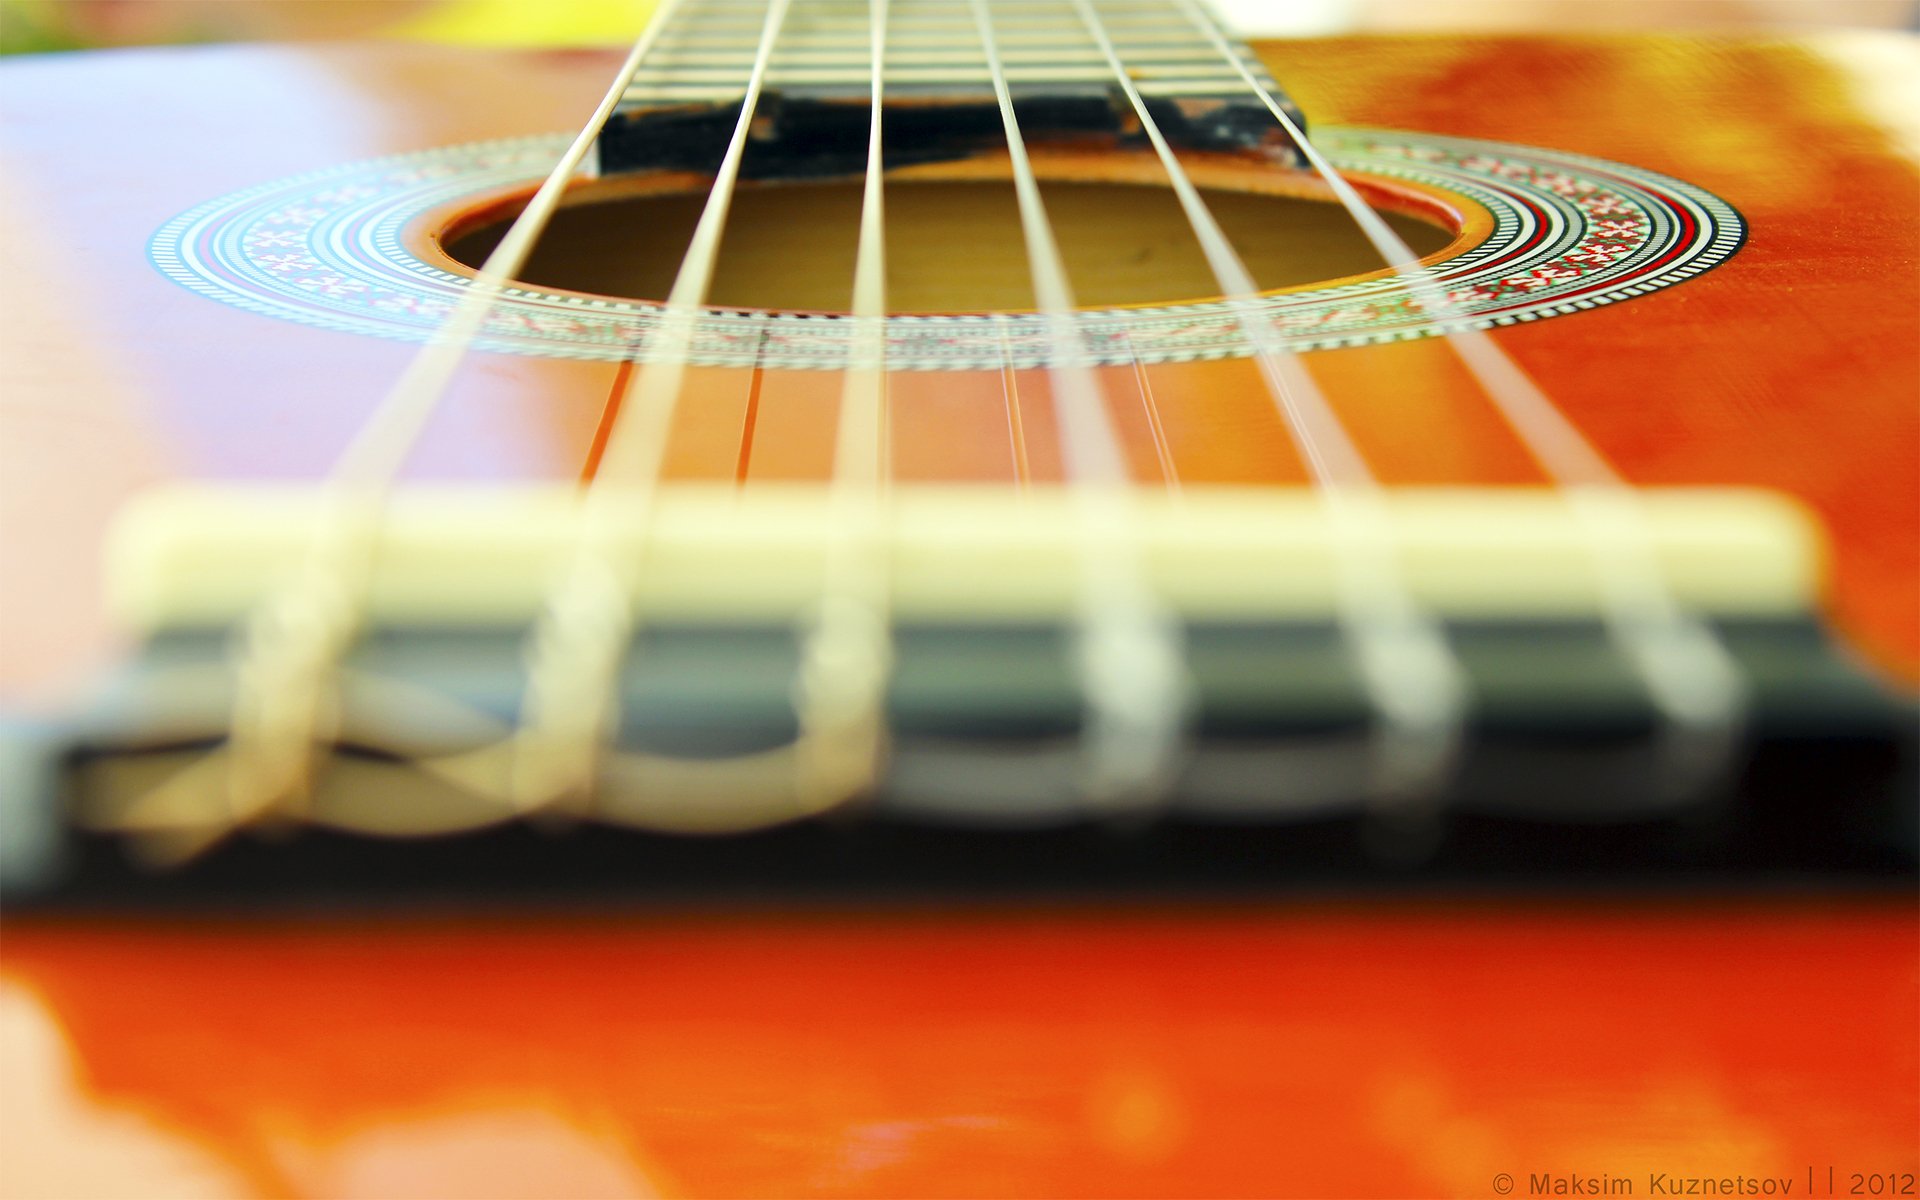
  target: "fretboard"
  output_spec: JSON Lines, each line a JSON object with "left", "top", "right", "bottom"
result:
{"left": 596, "top": 0, "right": 1305, "bottom": 179}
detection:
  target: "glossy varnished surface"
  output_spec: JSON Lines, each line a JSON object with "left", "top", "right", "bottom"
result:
{"left": 0, "top": 33, "right": 1916, "bottom": 1198}
{"left": 4, "top": 901, "right": 1917, "bottom": 1198}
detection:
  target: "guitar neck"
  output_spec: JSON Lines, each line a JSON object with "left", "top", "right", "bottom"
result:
{"left": 596, "top": 0, "right": 1307, "bottom": 179}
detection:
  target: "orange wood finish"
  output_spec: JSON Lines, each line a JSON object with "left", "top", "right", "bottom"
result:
{"left": 3, "top": 902, "right": 1916, "bottom": 1199}
{"left": 0, "top": 33, "right": 1915, "bottom": 1199}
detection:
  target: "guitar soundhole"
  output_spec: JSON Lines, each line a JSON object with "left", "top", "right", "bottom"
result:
{"left": 443, "top": 176, "right": 1459, "bottom": 314}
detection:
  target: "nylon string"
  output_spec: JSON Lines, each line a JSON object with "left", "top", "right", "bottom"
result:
{"left": 967, "top": 0, "right": 1191, "bottom": 808}
{"left": 507, "top": 0, "right": 802, "bottom": 811}
{"left": 490, "top": 0, "right": 895, "bottom": 831}
{"left": 124, "top": 0, "right": 699, "bottom": 859}
{"left": 791, "top": 0, "right": 897, "bottom": 808}
{"left": 1171, "top": 0, "right": 1746, "bottom": 799}
{"left": 1070, "top": 0, "right": 1468, "bottom": 816}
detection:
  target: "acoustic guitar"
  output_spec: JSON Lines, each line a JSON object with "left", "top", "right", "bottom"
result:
{"left": 0, "top": 1, "right": 1914, "bottom": 1195}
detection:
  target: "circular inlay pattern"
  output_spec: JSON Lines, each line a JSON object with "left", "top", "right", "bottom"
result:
{"left": 150, "top": 127, "right": 1745, "bottom": 371}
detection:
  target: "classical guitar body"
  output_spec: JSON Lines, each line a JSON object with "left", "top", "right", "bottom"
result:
{"left": 0, "top": 11, "right": 1915, "bottom": 1197}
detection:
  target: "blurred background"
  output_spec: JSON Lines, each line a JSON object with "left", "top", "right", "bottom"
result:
{"left": 2, "top": 0, "right": 1915, "bottom": 54}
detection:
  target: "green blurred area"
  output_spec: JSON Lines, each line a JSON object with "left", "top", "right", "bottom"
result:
{"left": 0, "top": 0, "right": 668, "bottom": 55}
{"left": 1, "top": 1, "right": 85, "bottom": 53}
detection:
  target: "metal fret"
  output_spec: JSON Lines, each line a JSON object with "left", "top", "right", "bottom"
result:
{"left": 623, "top": 46, "right": 1259, "bottom": 64}
{"left": 596, "top": 0, "right": 1306, "bottom": 180}
{"left": 625, "top": 0, "right": 1279, "bottom": 84}
{"left": 626, "top": 62, "right": 1264, "bottom": 82}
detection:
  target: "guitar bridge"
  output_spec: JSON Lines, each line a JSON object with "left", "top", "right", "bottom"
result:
{"left": 2, "top": 486, "right": 1912, "bottom": 899}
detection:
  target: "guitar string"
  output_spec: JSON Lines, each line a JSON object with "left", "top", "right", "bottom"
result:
{"left": 121, "top": 0, "right": 701, "bottom": 858}
{"left": 189, "top": 0, "right": 886, "bottom": 837}
{"left": 423, "top": 0, "right": 900, "bottom": 833}
{"left": 97, "top": 0, "right": 894, "bottom": 843}
{"left": 507, "top": 0, "right": 1185, "bottom": 827}
{"left": 1172, "top": 0, "right": 1748, "bottom": 801}
{"left": 967, "top": 0, "right": 1192, "bottom": 809}
{"left": 487, "top": 0, "right": 896, "bottom": 833}
{"left": 1069, "top": 0, "right": 1468, "bottom": 820}
{"left": 125, "top": 0, "right": 881, "bottom": 841}
{"left": 787, "top": 0, "right": 897, "bottom": 809}
{"left": 506, "top": 0, "right": 800, "bottom": 811}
